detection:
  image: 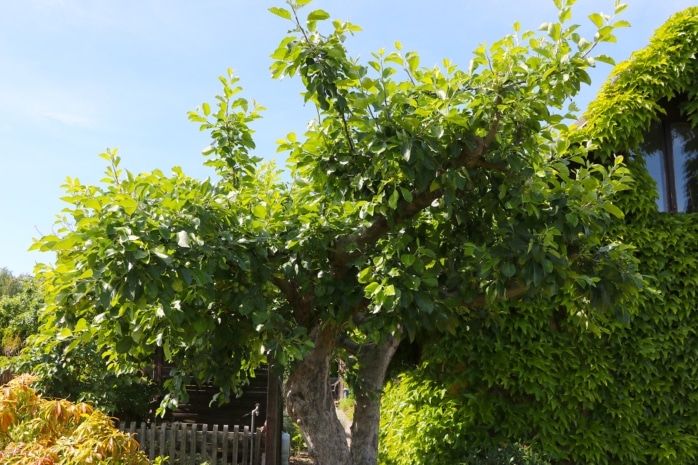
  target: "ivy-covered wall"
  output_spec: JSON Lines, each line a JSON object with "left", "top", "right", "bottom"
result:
{"left": 380, "top": 7, "right": 698, "bottom": 465}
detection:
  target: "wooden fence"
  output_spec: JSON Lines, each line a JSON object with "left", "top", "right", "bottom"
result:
{"left": 0, "top": 370, "right": 14, "bottom": 385}
{"left": 117, "top": 421, "right": 264, "bottom": 465}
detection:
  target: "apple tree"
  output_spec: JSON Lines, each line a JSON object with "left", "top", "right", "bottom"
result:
{"left": 32, "top": 1, "right": 641, "bottom": 464}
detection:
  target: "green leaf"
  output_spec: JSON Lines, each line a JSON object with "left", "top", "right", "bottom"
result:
{"left": 401, "top": 140, "right": 412, "bottom": 162}
{"left": 153, "top": 246, "right": 172, "bottom": 265}
{"left": 389, "top": 190, "right": 400, "bottom": 210}
{"left": 614, "top": 3, "right": 628, "bottom": 15}
{"left": 307, "top": 9, "right": 330, "bottom": 21}
{"left": 594, "top": 54, "right": 616, "bottom": 65}
{"left": 74, "top": 318, "right": 88, "bottom": 332}
{"left": 565, "top": 213, "right": 579, "bottom": 227}
{"left": 548, "top": 23, "right": 561, "bottom": 41}
{"left": 121, "top": 197, "right": 138, "bottom": 215}
{"left": 401, "top": 254, "right": 416, "bottom": 267}
{"left": 253, "top": 204, "right": 267, "bottom": 219}
{"left": 407, "top": 53, "right": 419, "bottom": 72}
{"left": 269, "top": 7, "right": 292, "bottom": 20}
{"left": 602, "top": 203, "right": 624, "bottom": 219}
{"left": 365, "top": 282, "right": 381, "bottom": 296}
{"left": 588, "top": 12, "right": 603, "bottom": 28}
{"left": 502, "top": 262, "right": 516, "bottom": 278}
{"left": 414, "top": 292, "right": 434, "bottom": 313}
{"left": 115, "top": 337, "right": 133, "bottom": 354}
{"left": 358, "top": 267, "right": 372, "bottom": 284}
{"left": 51, "top": 236, "right": 78, "bottom": 251}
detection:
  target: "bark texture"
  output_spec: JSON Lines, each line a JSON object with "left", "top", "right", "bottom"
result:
{"left": 285, "top": 324, "right": 400, "bottom": 465}
{"left": 350, "top": 334, "right": 401, "bottom": 465}
{"left": 286, "top": 324, "right": 350, "bottom": 465}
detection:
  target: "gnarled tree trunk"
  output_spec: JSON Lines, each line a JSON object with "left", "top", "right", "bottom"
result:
{"left": 350, "top": 334, "right": 401, "bottom": 465}
{"left": 285, "top": 323, "right": 400, "bottom": 465}
{"left": 286, "top": 323, "right": 350, "bottom": 465}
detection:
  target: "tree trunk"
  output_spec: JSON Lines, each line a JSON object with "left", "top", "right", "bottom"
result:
{"left": 285, "top": 324, "right": 400, "bottom": 465}
{"left": 286, "top": 323, "right": 350, "bottom": 465}
{"left": 350, "top": 334, "right": 400, "bottom": 465}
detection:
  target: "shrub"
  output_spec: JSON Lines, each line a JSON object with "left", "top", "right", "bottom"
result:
{"left": 0, "top": 374, "right": 150, "bottom": 464}
{"left": 6, "top": 337, "right": 159, "bottom": 422}
{"left": 379, "top": 373, "right": 551, "bottom": 465}
{"left": 459, "top": 444, "right": 551, "bottom": 465}
{"left": 0, "top": 275, "right": 42, "bottom": 356}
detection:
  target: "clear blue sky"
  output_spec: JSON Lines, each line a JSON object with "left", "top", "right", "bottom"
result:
{"left": 0, "top": 0, "right": 694, "bottom": 275}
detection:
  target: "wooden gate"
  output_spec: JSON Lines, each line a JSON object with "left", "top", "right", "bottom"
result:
{"left": 118, "top": 421, "right": 264, "bottom": 465}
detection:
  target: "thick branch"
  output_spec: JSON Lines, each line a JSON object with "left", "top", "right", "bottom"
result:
{"left": 335, "top": 335, "right": 362, "bottom": 354}
{"left": 331, "top": 186, "right": 442, "bottom": 275}
{"left": 439, "top": 282, "right": 527, "bottom": 308}
{"left": 272, "top": 275, "right": 314, "bottom": 326}
{"left": 457, "top": 113, "right": 500, "bottom": 167}
{"left": 331, "top": 120, "right": 501, "bottom": 273}
{"left": 464, "top": 283, "right": 528, "bottom": 307}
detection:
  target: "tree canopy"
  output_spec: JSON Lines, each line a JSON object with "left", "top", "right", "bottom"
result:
{"left": 0, "top": 268, "right": 27, "bottom": 300}
{"left": 31, "top": 1, "right": 643, "bottom": 464}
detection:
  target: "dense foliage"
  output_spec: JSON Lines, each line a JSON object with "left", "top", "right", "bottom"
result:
{"left": 30, "top": 0, "right": 644, "bottom": 463}
{"left": 0, "top": 275, "right": 42, "bottom": 357}
{"left": 0, "top": 273, "right": 156, "bottom": 422}
{"left": 380, "top": 6, "right": 698, "bottom": 465}
{"left": 7, "top": 339, "right": 158, "bottom": 422}
{"left": 0, "top": 268, "right": 26, "bottom": 300}
{"left": 0, "top": 375, "right": 150, "bottom": 465}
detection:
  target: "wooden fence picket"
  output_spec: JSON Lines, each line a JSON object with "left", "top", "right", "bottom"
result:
{"left": 222, "top": 424, "right": 229, "bottom": 465}
{"left": 169, "top": 422, "right": 177, "bottom": 462}
{"left": 232, "top": 425, "right": 239, "bottom": 465}
{"left": 212, "top": 424, "right": 218, "bottom": 464}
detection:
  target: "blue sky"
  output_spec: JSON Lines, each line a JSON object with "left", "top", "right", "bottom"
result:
{"left": 0, "top": 0, "right": 694, "bottom": 275}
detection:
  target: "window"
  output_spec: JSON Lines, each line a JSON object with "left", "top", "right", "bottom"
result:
{"left": 634, "top": 121, "right": 698, "bottom": 213}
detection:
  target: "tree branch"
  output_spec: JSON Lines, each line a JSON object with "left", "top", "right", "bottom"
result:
{"left": 466, "top": 283, "right": 528, "bottom": 307}
{"left": 330, "top": 186, "right": 443, "bottom": 275}
{"left": 272, "top": 275, "right": 314, "bottom": 326}
{"left": 335, "top": 335, "right": 363, "bottom": 354}
{"left": 330, "top": 120, "right": 503, "bottom": 274}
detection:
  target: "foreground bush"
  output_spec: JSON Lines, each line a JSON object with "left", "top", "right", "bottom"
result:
{"left": 0, "top": 374, "right": 150, "bottom": 464}
{"left": 6, "top": 337, "right": 159, "bottom": 422}
{"left": 459, "top": 444, "right": 551, "bottom": 465}
{"left": 379, "top": 374, "right": 550, "bottom": 465}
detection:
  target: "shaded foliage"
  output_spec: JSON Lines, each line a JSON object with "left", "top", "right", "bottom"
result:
{"left": 0, "top": 276, "right": 42, "bottom": 357}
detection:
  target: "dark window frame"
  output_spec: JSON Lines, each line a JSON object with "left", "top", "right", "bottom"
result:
{"left": 660, "top": 119, "right": 679, "bottom": 212}
{"left": 638, "top": 97, "right": 698, "bottom": 213}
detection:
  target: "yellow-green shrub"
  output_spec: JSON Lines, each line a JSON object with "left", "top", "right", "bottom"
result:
{"left": 0, "top": 374, "right": 150, "bottom": 464}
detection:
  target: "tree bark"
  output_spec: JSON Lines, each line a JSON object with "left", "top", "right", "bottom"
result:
{"left": 350, "top": 334, "right": 401, "bottom": 465}
{"left": 285, "top": 323, "right": 350, "bottom": 465}
{"left": 285, "top": 324, "right": 401, "bottom": 465}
